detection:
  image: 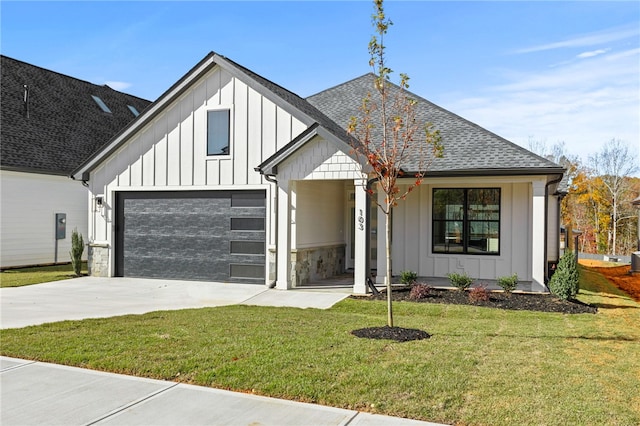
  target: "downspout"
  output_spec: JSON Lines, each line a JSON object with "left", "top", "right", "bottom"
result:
{"left": 263, "top": 173, "right": 278, "bottom": 288}
{"left": 556, "top": 192, "right": 567, "bottom": 262}
{"left": 544, "top": 174, "right": 564, "bottom": 288}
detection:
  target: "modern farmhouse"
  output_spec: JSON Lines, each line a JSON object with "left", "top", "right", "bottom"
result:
{"left": 71, "top": 52, "right": 565, "bottom": 293}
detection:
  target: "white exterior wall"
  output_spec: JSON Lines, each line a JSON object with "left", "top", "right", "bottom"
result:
{"left": 1, "top": 170, "right": 88, "bottom": 268}
{"left": 87, "top": 66, "right": 307, "bottom": 277}
{"left": 294, "top": 180, "right": 345, "bottom": 249}
{"left": 389, "top": 177, "right": 536, "bottom": 282}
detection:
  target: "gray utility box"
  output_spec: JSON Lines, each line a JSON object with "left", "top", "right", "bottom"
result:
{"left": 55, "top": 213, "right": 66, "bottom": 240}
{"left": 631, "top": 252, "right": 640, "bottom": 273}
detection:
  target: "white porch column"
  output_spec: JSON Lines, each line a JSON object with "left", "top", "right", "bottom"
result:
{"left": 276, "top": 180, "right": 292, "bottom": 290}
{"left": 531, "top": 180, "right": 546, "bottom": 291}
{"left": 353, "top": 179, "right": 368, "bottom": 294}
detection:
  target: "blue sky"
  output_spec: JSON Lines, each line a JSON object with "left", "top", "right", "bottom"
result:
{"left": 2, "top": 1, "right": 639, "bottom": 166}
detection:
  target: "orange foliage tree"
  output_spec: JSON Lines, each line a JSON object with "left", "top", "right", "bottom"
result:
{"left": 562, "top": 139, "right": 639, "bottom": 256}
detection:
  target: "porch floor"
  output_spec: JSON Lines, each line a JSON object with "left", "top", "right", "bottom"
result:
{"left": 302, "top": 273, "right": 538, "bottom": 293}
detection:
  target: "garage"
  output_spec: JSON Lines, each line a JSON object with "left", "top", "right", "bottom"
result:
{"left": 114, "top": 190, "right": 266, "bottom": 283}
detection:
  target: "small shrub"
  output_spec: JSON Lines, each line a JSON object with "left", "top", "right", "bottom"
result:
{"left": 468, "top": 284, "right": 490, "bottom": 303}
{"left": 497, "top": 273, "right": 518, "bottom": 295}
{"left": 69, "top": 228, "right": 84, "bottom": 276}
{"left": 549, "top": 251, "right": 579, "bottom": 300}
{"left": 400, "top": 270, "right": 418, "bottom": 285}
{"left": 409, "top": 283, "right": 433, "bottom": 300}
{"left": 447, "top": 272, "right": 474, "bottom": 291}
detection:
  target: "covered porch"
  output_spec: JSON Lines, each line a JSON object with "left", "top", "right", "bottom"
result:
{"left": 274, "top": 178, "right": 375, "bottom": 294}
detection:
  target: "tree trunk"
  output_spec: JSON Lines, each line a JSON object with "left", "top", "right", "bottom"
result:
{"left": 385, "top": 210, "right": 393, "bottom": 327}
{"left": 612, "top": 195, "right": 618, "bottom": 256}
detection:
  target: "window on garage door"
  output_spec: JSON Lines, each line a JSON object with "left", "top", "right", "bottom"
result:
{"left": 229, "top": 191, "right": 265, "bottom": 280}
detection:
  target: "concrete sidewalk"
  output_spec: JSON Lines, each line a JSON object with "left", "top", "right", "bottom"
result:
{"left": 1, "top": 357, "right": 445, "bottom": 426}
{"left": 0, "top": 277, "right": 350, "bottom": 329}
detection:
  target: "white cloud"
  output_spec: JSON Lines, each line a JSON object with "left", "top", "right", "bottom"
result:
{"left": 440, "top": 47, "right": 640, "bottom": 168}
{"left": 104, "top": 81, "right": 132, "bottom": 91}
{"left": 514, "top": 24, "right": 639, "bottom": 54}
{"left": 577, "top": 48, "right": 610, "bottom": 59}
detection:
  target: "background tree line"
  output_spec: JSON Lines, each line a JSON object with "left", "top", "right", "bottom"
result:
{"left": 530, "top": 138, "right": 639, "bottom": 257}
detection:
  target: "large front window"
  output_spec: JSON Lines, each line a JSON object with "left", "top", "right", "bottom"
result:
{"left": 432, "top": 188, "right": 500, "bottom": 255}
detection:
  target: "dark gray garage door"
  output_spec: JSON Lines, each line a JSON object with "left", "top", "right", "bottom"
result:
{"left": 115, "top": 190, "right": 265, "bottom": 283}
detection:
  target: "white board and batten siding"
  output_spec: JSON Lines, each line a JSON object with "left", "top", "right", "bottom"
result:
{"left": 1, "top": 171, "right": 88, "bottom": 268}
{"left": 389, "top": 178, "right": 535, "bottom": 282}
{"left": 88, "top": 65, "right": 308, "bottom": 251}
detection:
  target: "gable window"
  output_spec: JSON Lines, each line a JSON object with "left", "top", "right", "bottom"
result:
{"left": 207, "top": 109, "right": 230, "bottom": 156}
{"left": 432, "top": 188, "right": 500, "bottom": 255}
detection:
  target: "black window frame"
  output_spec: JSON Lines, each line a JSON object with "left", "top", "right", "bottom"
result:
{"left": 432, "top": 188, "right": 501, "bottom": 255}
{"left": 207, "top": 109, "right": 231, "bottom": 156}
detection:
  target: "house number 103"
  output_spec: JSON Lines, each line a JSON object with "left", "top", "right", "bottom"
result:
{"left": 358, "top": 209, "right": 365, "bottom": 231}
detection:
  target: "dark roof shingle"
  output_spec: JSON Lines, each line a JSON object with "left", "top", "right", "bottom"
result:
{"left": 1, "top": 55, "right": 152, "bottom": 175}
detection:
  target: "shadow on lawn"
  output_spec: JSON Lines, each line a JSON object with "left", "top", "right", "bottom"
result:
{"left": 440, "top": 331, "right": 640, "bottom": 342}
{"left": 589, "top": 302, "right": 638, "bottom": 310}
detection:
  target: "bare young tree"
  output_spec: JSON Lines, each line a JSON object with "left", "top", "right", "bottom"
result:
{"left": 348, "top": 0, "right": 443, "bottom": 327}
{"left": 589, "top": 139, "right": 639, "bottom": 255}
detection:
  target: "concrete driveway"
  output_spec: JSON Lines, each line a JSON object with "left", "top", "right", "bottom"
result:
{"left": 0, "top": 277, "right": 349, "bottom": 329}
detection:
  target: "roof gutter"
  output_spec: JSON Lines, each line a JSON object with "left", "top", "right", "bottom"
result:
{"left": 1, "top": 165, "right": 69, "bottom": 177}
{"left": 405, "top": 167, "right": 566, "bottom": 178}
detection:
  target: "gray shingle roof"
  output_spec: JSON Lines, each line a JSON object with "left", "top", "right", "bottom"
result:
{"left": 307, "top": 73, "right": 564, "bottom": 175}
{"left": 1, "top": 55, "right": 152, "bottom": 175}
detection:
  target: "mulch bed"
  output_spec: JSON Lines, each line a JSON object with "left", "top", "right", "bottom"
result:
{"left": 353, "top": 287, "right": 597, "bottom": 315}
{"left": 350, "top": 287, "right": 597, "bottom": 342}
{"left": 352, "top": 326, "right": 431, "bottom": 342}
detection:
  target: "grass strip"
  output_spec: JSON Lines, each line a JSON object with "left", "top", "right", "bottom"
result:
{"left": 0, "top": 262, "right": 87, "bottom": 287}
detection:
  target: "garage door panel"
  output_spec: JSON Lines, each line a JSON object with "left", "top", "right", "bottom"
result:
{"left": 116, "top": 191, "right": 265, "bottom": 282}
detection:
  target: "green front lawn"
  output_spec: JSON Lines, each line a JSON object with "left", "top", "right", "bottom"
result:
{"left": 0, "top": 262, "right": 87, "bottom": 288}
{"left": 1, "top": 267, "right": 639, "bottom": 425}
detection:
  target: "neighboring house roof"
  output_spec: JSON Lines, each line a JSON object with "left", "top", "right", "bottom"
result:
{"left": 1, "top": 55, "right": 152, "bottom": 176}
{"left": 557, "top": 172, "right": 571, "bottom": 195}
{"left": 633, "top": 195, "right": 640, "bottom": 206}
{"left": 307, "top": 73, "right": 565, "bottom": 176}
